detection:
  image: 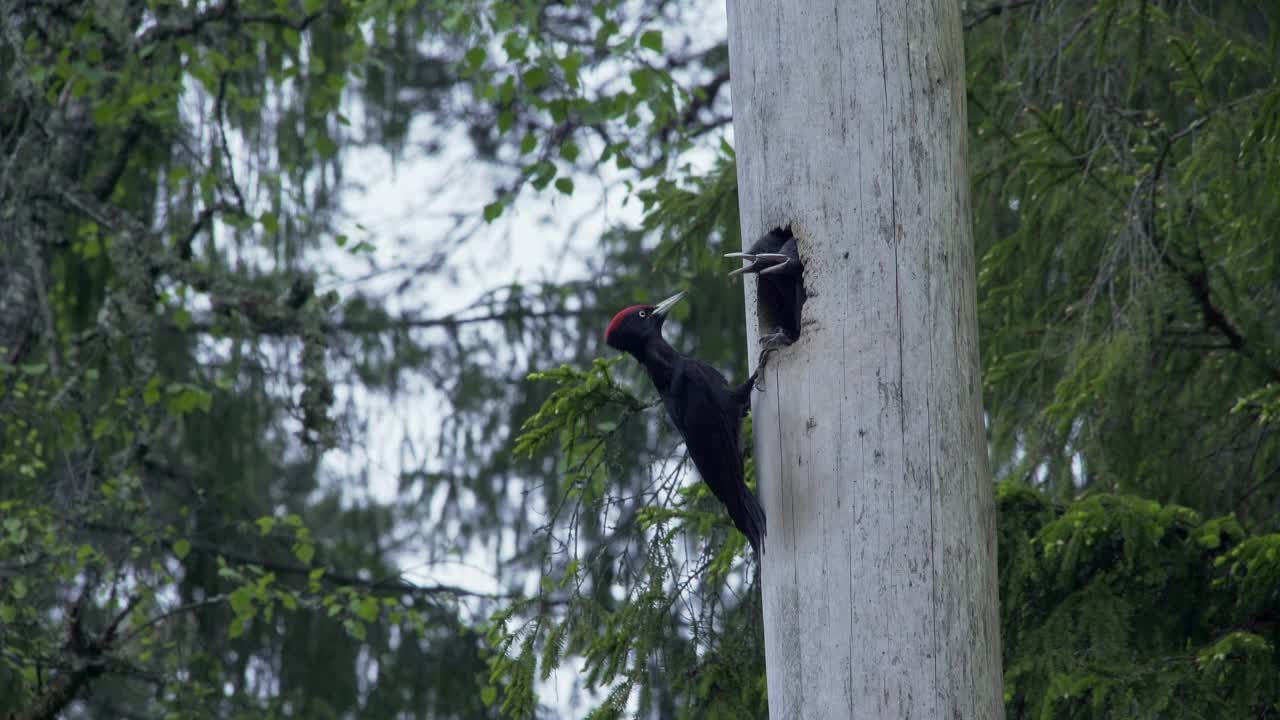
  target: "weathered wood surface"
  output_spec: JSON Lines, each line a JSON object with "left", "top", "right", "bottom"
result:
{"left": 727, "top": 1, "right": 1004, "bottom": 717}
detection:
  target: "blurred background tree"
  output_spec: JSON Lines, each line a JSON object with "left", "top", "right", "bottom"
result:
{"left": 0, "top": 0, "right": 1277, "bottom": 718}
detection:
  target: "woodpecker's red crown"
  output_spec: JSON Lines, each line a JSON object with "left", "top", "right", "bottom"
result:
{"left": 604, "top": 292, "right": 686, "bottom": 351}
{"left": 605, "top": 304, "right": 653, "bottom": 343}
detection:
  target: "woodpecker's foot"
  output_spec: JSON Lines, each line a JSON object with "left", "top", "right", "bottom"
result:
{"left": 757, "top": 347, "right": 772, "bottom": 372}
{"left": 760, "top": 327, "right": 794, "bottom": 352}
{"left": 754, "top": 327, "right": 793, "bottom": 379}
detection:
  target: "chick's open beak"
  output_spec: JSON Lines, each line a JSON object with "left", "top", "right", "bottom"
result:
{"left": 724, "top": 253, "right": 758, "bottom": 277}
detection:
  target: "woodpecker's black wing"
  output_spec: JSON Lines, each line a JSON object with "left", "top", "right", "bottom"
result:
{"left": 662, "top": 357, "right": 766, "bottom": 555}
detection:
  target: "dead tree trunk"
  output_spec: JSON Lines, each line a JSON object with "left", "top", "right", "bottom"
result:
{"left": 727, "top": 1, "right": 1004, "bottom": 717}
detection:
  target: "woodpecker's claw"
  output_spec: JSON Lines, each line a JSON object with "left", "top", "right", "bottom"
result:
{"left": 723, "top": 252, "right": 757, "bottom": 260}
{"left": 760, "top": 328, "right": 794, "bottom": 351}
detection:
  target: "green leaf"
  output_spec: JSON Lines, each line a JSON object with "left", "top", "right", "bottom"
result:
{"left": 355, "top": 596, "right": 379, "bottom": 622}
{"left": 528, "top": 160, "right": 556, "bottom": 190}
{"left": 256, "top": 517, "right": 276, "bottom": 535}
{"left": 497, "top": 110, "right": 515, "bottom": 134}
{"left": 520, "top": 133, "right": 537, "bottom": 155}
{"left": 630, "top": 68, "right": 653, "bottom": 94}
{"left": 81, "top": 237, "right": 102, "bottom": 259}
{"left": 555, "top": 177, "right": 574, "bottom": 195}
{"left": 173, "top": 539, "right": 191, "bottom": 560}
{"left": 166, "top": 385, "right": 212, "bottom": 416}
{"left": 11, "top": 577, "right": 27, "bottom": 599}
{"left": 483, "top": 201, "right": 505, "bottom": 222}
{"left": 639, "top": 30, "right": 663, "bottom": 53}
{"left": 229, "top": 586, "right": 255, "bottom": 617}
{"left": 293, "top": 542, "right": 315, "bottom": 565}
{"left": 558, "top": 52, "right": 584, "bottom": 88}
{"left": 343, "top": 618, "right": 367, "bottom": 641}
{"left": 143, "top": 376, "right": 163, "bottom": 406}
{"left": 547, "top": 98, "right": 569, "bottom": 123}
{"left": 493, "top": 4, "right": 516, "bottom": 31}
{"left": 442, "top": 5, "right": 470, "bottom": 32}
{"left": 465, "top": 46, "right": 487, "bottom": 70}
{"left": 481, "top": 686, "right": 498, "bottom": 706}
{"left": 522, "top": 66, "right": 548, "bottom": 90}
{"left": 90, "top": 98, "right": 114, "bottom": 126}
{"left": 596, "top": 20, "right": 620, "bottom": 45}
{"left": 314, "top": 132, "right": 337, "bottom": 159}
{"left": 502, "top": 32, "right": 527, "bottom": 62}
{"left": 498, "top": 76, "right": 516, "bottom": 104}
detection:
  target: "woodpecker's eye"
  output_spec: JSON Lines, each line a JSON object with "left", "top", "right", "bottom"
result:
{"left": 638, "top": 310, "right": 647, "bottom": 318}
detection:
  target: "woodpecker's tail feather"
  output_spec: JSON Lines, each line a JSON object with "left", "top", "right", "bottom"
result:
{"left": 730, "top": 484, "right": 767, "bottom": 557}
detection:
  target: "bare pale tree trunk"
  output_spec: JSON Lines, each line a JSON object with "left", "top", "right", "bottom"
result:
{"left": 727, "top": 1, "right": 1004, "bottom": 717}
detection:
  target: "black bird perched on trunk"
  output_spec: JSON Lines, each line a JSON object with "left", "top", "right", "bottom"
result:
{"left": 604, "top": 291, "right": 767, "bottom": 556}
{"left": 726, "top": 227, "right": 804, "bottom": 348}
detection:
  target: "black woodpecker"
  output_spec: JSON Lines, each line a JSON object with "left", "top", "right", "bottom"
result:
{"left": 726, "top": 227, "right": 804, "bottom": 348}
{"left": 604, "top": 291, "right": 767, "bottom": 556}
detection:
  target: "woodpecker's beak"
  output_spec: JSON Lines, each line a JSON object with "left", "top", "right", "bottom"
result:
{"left": 652, "top": 291, "right": 686, "bottom": 318}
{"left": 724, "top": 252, "right": 758, "bottom": 277}
{"left": 756, "top": 252, "right": 800, "bottom": 275}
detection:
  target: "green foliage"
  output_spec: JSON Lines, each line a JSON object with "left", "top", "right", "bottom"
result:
{"left": 968, "top": 0, "right": 1280, "bottom": 522}
{"left": 472, "top": 135, "right": 769, "bottom": 716}
{"left": 640, "top": 145, "right": 742, "bottom": 270}
{"left": 457, "top": 0, "right": 694, "bottom": 219}
{"left": 0, "top": 0, "right": 504, "bottom": 716}
{"left": 3, "top": 0, "right": 744, "bottom": 714}
{"left": 998, "top": 484, "right": 1279, "bottom": 719}
{"left": 489, "top": 338, "right": 764, "bottom": 716}
{"left": 6, "top": 0, "right": 1280, "bottom": 716}
{"left": 503, "top": 359, "right": 1280, "bottom": 718}
{"left": 516, "top": 357, "right": 647, "bottom": 457}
